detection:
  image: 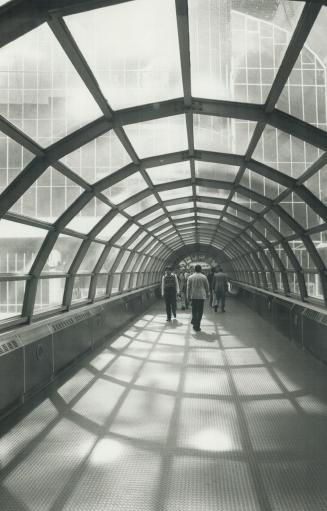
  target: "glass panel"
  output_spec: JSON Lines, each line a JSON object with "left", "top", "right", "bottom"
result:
{"left": 0, "top": 280, "right": 25, "bottom": 320}
{"left": 263, "top": 210, "right": 294, "bottom": 237}
{"left": 196, "top": 202, "right": 224, "bottom": 210}
{"left": 136, "top": 236, "right": 153, "bottom": 252}
{"left": 96, "top": 213, "right": 127, "bottom": 240}
{"left": 130, "top": 272, "right": 138, "bottom": 289}
{"left": 233, "top": 194, "right": 264, "bottom": 213}
{"left": 65, "top": 197, "right": 111, "bottom": 234}
{"left": 310, "top": 231, "right": 327, "bottom": 267}
{"left": 252, "top": 125, "right": 323, "bottom": 177}
{"left": 288, "top": 272, "right": 299, "bottom": 295}
{"left": 280, "top": 192, "right": 321, "bottom": 229}
{"left": 158, "top": 186, "right": 192, "bottom": 201}
{"left": 124, "top": 253, "right": 139, "bottom": 272}
{"left": 148, "top": 219, "right": 168, "bottom": 231}
{"left": 139, "top": 209, "right": 163, "bottom": 224}
{"left": 255, "top": 219, "right": 277, "bottom": 242}
{"left": 60, "top": 131, "right": 131, "bottom": 184}
{"left": 146, "top": 162, "right": 191, "bottom": 184}
{"left": 111, "top": 274, "right": 121, "bottom": 294}
{"left": 124, "top": 195, "right": 158, "bottom": 215}
{"left": 223, "top": 216, "right": 242, "bottom": 229}
{"left": 196, "top": 186, "right": 230, "bottom": 199}
{"left": 275, "top": 243, "right": 295, "bottom": 270}
{"left": 0, "top": 220, "right": 45, "bottom": 273}
{"left": 194, "top": 115, "right": 255, "bottom": 154}
{"left": 195, "top": 161, "right": 238, "bottom": 181}
{"left": 0, "top": 134, "right": 33, "bottom": 194}
{"left": 240, "top": 169, "right": 285, "bottom": 199}
{"left": 128, "top": 231, "right": 148, "bottom": 249}
{"left": 145, "top": 242, "right": 160, "bottom": 255}
{"left": 105, "top": 173, "right": 148, "bottom": 204}
{"left": 197, "top": 212, "right": 220, "bottom": 219}
{"left": 72, "top": 275, "right": 91, "bottom": 302}
{"left": 166, "top": 202, "right": 193, "bottom": 212}
{"left": 115, "top": 224, "right": 139, "bottom": 246}
{"left": 115, "top": 251, "right": 130, "bottom": 272}
{"left": 0, "top": 24, "right": 100, "bottom": 145}
{"left": 189, "top": 0, "right": 303, "bottom": 103}
{"left": 66, "top": 0, "right": 182, "bottom": 110}
{"left": 122, "top": 273, "right": 131, "bottom": 291}
{"left": 305, "top": 273, "right": 323, "bottom": 299}
{"left": 79, "top": 242, "right": 104, "bottom": 272}
{"left": 154, "top": 224, "right": 173, "bottom": 235}
{"left": 277, "top": 6, "right": 327, "bottom": 131}
{"left": 289, "top": 239, "right": 315, "bottom": 270}
{"left": 102, "top": 246, "right": 120, "bottom": 272}
{"left": 10, "top": 166, "right": 83, "bottom": 222}
{"left": 176, "top": 220, "right": 195, "bottom": 227}
{"left": 134, "top": 254, "right": 146, "bottom": 272}
{"left": 42, "top": 235, "right": 82, "bottom": 273}
{"left": 171, "top": 212, "right": 194, "bottom": 219}
{"left": 34, "top": 277, "right": 65, "bottom": 313}
{"left": 305, "top": 164, "right": 327, "bottom": 205}
{"left": 95, "top": 274, "right": 108, "bottom": 297}
{"left": 124, "top": 115, "right": 188, "bottom": 159}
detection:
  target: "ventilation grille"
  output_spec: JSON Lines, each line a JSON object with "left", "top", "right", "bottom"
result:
{"left": 52, "top": 317, "right": 75, "bottom": 332}
{"left": 0, "top": 336, "right": 21, "bottom": 356}
{"left": 303, "top": 309, "right": 327, "bottom": 325}
{"left": 75, "top": 312, "right": 90, "bottom": 323}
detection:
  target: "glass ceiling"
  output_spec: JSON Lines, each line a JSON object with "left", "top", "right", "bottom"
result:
{"left": 0, "top": 0, "right": 327, "bottom": 326}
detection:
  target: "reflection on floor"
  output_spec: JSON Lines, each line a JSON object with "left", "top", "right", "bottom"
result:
{"left": 1, "top": 298, "right": 327, "bottom": 510}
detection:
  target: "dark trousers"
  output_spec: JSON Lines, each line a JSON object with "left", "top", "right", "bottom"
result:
{"left": 191, "top": 299, "right": 204, "bottom": 330}
{"left": 164, "top": 290, "right": 176, "bottom": 320}
{"left": 215, "top": 290, "right": 226, "bottom": 311}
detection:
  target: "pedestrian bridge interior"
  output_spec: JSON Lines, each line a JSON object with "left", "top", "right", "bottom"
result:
{"left": 1, "top": 0, "right": 327, "bottom": 509}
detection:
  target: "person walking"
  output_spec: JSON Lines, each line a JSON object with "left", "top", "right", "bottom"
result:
{"left": 187, "top": 264, "right": 209, "bottom": 332}
{"left": 179, "top": 269, "right": 190, "bottom": 309}
{"left": 212, "top": 267, "right": 228, "bottom": 312}
{"left": 161, "top": 267, "right": 180, "bottom": 321}
{"left": 207, "top": 267, "right": 215, "bottom": 307}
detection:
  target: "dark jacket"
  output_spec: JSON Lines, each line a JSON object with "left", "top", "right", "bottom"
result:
{"left": 212, "top": 271, "right": 228, "bottom": 293}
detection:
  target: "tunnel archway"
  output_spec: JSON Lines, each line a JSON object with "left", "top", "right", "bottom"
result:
{"left": 0, "top": 0, "right": 327, "bottom": 330}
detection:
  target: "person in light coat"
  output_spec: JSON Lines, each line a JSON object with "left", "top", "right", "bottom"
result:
{"left": 187, "top": 264, "right": 209, "bottom": 332}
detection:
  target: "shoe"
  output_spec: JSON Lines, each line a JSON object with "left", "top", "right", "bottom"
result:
{"left": 214, "top": 306, "right": 218, "bottom": 312}
{"left": 194, "top": 327, "right": 201, "bottom": 332}
{"left": 173, "top": 314, "right": 176, "bottom": 319}
{"left": 166, "top": 318, "right": 171, "bottom": 321}
{"left": 221, "top": 309, "right": 225, "bottom": 313}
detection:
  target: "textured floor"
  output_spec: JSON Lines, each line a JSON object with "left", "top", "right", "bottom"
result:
{"left": 1, "top": 298, "right": 327, "bottom": 510}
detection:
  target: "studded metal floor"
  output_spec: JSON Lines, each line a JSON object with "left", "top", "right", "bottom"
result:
{"left": 1, "top": 298, "right": 327, "bottom": 510}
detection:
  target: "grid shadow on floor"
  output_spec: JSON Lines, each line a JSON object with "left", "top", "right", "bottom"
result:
{"left": 1, "top": 298, "right": 327, "bottom": 510}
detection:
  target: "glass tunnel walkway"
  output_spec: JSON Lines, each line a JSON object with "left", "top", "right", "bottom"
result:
{"left": 1, "top": 299, "right": 327, "bottom": 511}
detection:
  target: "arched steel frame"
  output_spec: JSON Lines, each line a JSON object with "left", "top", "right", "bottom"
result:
{"left": 0, "top": 0, "right": 327, "bottom": 327}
